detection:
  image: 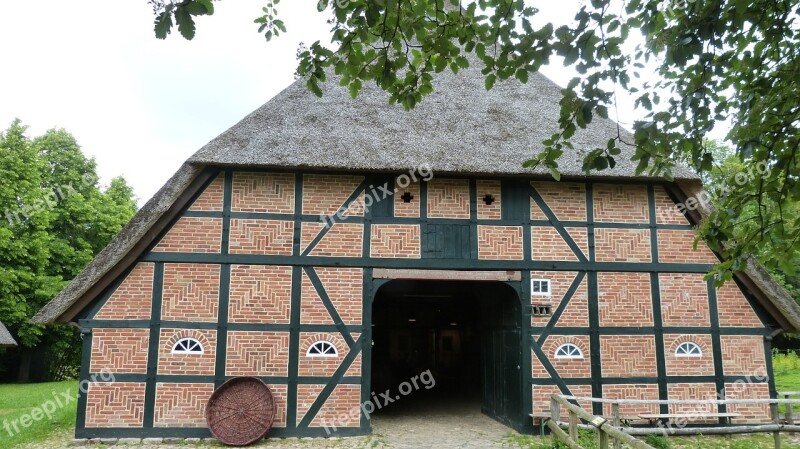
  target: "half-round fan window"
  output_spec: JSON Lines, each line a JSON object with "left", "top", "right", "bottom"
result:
{"left": 675, "top": 342, "right": 702, "bottom": 357}
{"left": 306, "top": 341, "right": 338, "bottom": 357}
{"left": 554, "top": 343, "right": 583, "bottom": 359}
{"left": 172, "top": 337, "right": 204, "bottom": 354}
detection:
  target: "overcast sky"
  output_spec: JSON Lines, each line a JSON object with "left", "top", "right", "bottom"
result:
{"left": 0, "top": 1, "right": 689, "bottom": 204}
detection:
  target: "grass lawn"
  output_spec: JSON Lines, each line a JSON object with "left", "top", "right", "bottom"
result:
{"left": 0, "top": 381, "right": 77, "bottom": 449}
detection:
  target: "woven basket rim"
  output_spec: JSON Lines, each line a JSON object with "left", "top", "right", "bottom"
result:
{"left": 205, "top": 376, "right": 277, "bottom": 446}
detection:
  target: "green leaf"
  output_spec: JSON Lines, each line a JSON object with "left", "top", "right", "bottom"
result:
{"left": 174, "top": 7, "right": 196, "bottom": 40}
{"left": 485, "top": 74, "right": 496, "bottom": 90}
{"left": 154, "top": 12, "right": 173, "bottom": 40}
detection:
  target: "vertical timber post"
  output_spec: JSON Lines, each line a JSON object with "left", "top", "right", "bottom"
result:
{"left": 772, "top": 403, "right": 781, "bottom": 449}
{"left": 612, "top": 402, "right": 621, "bottom": 449}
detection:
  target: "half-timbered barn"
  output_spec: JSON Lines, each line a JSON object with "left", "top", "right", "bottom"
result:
{"left": 34, "top": 60, "right": 800, "bottom": 440}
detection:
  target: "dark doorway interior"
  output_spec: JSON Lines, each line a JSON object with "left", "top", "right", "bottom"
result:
{"left": 371, "top": 280, "right": 523, "bottom": 430}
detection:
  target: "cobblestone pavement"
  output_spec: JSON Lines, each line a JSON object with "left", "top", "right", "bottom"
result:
{"left": 32, "top": 394, "right": 526, "bottom": 449}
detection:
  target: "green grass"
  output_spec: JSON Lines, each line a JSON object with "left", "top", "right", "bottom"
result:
{"left": 0, "top": 381, "right": 77, "bottom": 449}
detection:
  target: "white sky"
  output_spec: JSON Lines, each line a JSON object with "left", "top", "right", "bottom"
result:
{"left": 0, "top": 1, "right": 709, "bottom": 204}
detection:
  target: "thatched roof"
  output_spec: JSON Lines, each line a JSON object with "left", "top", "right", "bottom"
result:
{"left": 189, "top": 63, "right": 699, "bottom": 180}
{"left": 30, "top": 61, "right": 800, "bottom": 332}
{"left": 0, "top": 320, "right": 16, "bottom": 347}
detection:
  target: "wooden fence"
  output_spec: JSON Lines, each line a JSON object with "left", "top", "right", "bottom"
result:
{"left": 542, "top": 391, "right": 800, "bottom": 449}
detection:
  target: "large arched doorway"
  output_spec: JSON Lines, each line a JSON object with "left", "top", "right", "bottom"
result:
{"left": 370, "top": 279, "right": 523, "bottom": 430}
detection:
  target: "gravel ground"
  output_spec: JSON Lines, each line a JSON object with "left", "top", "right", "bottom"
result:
{"left": 25, "top": 394, "right": 526, "bottom": 449}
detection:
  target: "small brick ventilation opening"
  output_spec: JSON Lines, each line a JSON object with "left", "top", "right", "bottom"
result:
{"left": 372, "top": 280, "right": 522, "bottom": 429}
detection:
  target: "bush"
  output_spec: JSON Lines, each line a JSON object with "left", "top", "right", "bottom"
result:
{"left": 644, "top": 434, "right": 671, "bottom": 449}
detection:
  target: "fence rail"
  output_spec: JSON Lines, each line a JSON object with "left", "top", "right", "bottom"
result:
{"left": 543, "top": 393, "right": 800, "bottom": 449}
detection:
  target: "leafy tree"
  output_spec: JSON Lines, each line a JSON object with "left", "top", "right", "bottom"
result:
{"left": 150, "top": 0, "right": 800, "bottom": 282}
{"left": 0, "top": 121, "right": 138, "bottom": 381}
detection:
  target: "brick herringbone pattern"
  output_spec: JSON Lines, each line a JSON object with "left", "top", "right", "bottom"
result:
{"left": 161, "top": 263, "right": 220, "bottom": 322}
{"left": 85, "top": 382, "right": 146, "bottom": 428}
{"left": 394, "top": 178, "right": 420, "bottom": 218}
{"left": 154, "top": 383, "right": 214, "bottom": 427}
{"left": 478, "top": 226, "right": 523, "bottom": 260}
{"left": 659, "top": 273, "right": 710, "bottom": 327}
{"left": 228, "top": 219, "right": 294, "bottom": 255}
{"left": 302, "top": 223, "right": 363, "bottom": 257}
{"left": 593, "top": 184, "right": 649, "bottom": 223}
{"left": 229, "top": 265, "right": 292, "bottom": 323}
{"left": 600, "top": 336, "right": 657, "bottom": 377}
{"left": 232, "top": 172, "right": 295, "bottom": 213}
{"left": 532, "top": 182, "right": 587, "bottom": 221}
{"left": 529, "top": 271, "right": 587, "bottom": 328}
{"left": 95, "top": 262, "right": 154, "bottom": 320}
{"left": 188, "top": 174, "right": 224, "bottom": 212}
{"left": 532, "top": 385, "right": 592, "bottom": 416}
{"left": 595, "top": 229, "right": 651, "bottom": 262}
{"left": 725, "top": 382, "right": 771, "bottom": 423}
{"left": 91, "top": 329, "right": 149, "bottom": 374}
{"left": 427, "top": 179, "right": 470, "bottom": 219}
{"left": 654, "top": 186, "right": 689, "bottom": 225}
{"left": 226, "top": 331, "right": 290, "bottom": 376}
{"left": 598, "top": 272, "right": 653, "bottom": 326}
{"left": 370, "top": 224, "right": 421, "bottom": 258}
{"left": 721, "top": 335, "right": 766, "bottom": 375}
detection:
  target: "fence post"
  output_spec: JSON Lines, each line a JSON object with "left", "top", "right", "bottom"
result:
{"left": 569, "top": 409, "right": 578, "bottom": 441}
{"left": 612, "top": 402, "right": 621, "bottom": 449}
{"left": 785, "top": 394, "right": 794, "bottom": 425}
{"left": 599, "top": 430, "right": 609, "bottom": 449}
{"left": 772, "top": 402, "right": 782, "bottom": 449}
{"left": 551, "top": 397, "right": 560, "bottom": 446}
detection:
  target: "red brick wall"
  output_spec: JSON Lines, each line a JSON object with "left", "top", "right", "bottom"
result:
{"left": 394, "top": 177, "right": 420, "bottom": 218}
{"left": 298, "top": 332, "right": 361, "bottom": 377}
{"left": 91, "top": 329, "right": 149, "bottom": 374}
{"left": 188, "top": 174, "right": 224, "bottom": 212}
{"left": 600, "top": 336, "right": 657, "bottom": 377}
{"left": 301, "top": 223, "right": 363, "bottom": 257}
{"left": 602, "top": 384, "right": 660, "bottom": 417}
{"left": 302, "top": 174, "right": 364, "bottom": 217}
{"left": 370, "top": 224, "right": 421, "bottom": 258}
{"left": 721, "top": 335, "right": 766, "bottom": 376}
{"left": 725, "top": 382, "right": 771, "bottom": 423}
{"left": 226, "top": 331, "right": 290, "bottom": 376}
{"left": 476, "top": 180, "right": 501, "bottom": 219}
{"left": 232, "top": 172, "right": 295, "bottom": 213}
{"left": 531, "top": 385, "right": 593, "bottom": 416}
{"left": 297, "top": 384, "right": 363, "bottom": 428}
{"left": 654, "top": 187, "right": 688, "bottom": 225}
{"left": 152, "top": 217, "right": 222, "bottom": 253}
{"left": 161, "top": 263, "right": 220, "bottom": 322}
{"left": 478, "top": 226, "right": 523, "bottom": 260}
{"left": 595, "top": 229, "right": 651, "bottom": 262}
{"left": 598, "top": 272, "right": 653, "bottom": 326}
{"left": 659, "top": 273, "right": 710, "bottom": 327}
{"left": 532, "top": 336, "right": 591, "bottom": 378}
{"left": 427, "top": 179, "right": 470, "bottom": 219}
{"left": 531, "top": 227, "right": 587, "bottom": 261}
{"left": 228, "top": 219, "right": 293, "bottom": 255}
{"left": 664, "top": 334, "right": 715, "bottom": 376}
{"left": 158, "top": 329, "right": 216, "bottom": 375}
{"left": 85, "top": 382, "right": 146, "bottom": 428}
{"left": 593, "top": 184, "right": 649, "bottom": 223}
{"left": 229, "top": 264, "right": 292, "bottom": 324}
{"left": 94, "top": 262, "right": 153, "bottom": 320}
{"left": 657, "top": 229, "right": 718, "bottom": 264}
{"left": 667, "top": 383, "right": 718, "bottom": 417}
{"left": 300, "top": 268, "right": 362, "bottom": 325}
{"left": 268, "top": 384, "right": 289, "bottom": 427}
{"left": 154, "top": 383, "right": 213, "bottom": 427}
{"left": 532, "top": 182, "right": 587, "bottom": 221}
{"left": 530, "top": 271, "right": 587, "bottom": 328}
{"left": 717, "top": 282, "right": 764, "bottom": 327}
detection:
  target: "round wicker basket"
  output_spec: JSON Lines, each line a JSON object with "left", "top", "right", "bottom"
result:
{"left": 205, "top": 377, "right": 277, "bottom": 446}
